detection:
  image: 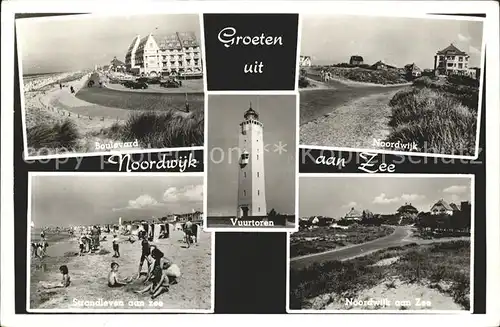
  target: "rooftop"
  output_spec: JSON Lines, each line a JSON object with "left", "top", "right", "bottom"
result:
{"left": 436, "top": 43, "right": 467, "bottom": 56}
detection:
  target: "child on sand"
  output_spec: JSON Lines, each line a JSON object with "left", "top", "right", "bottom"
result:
{"left": 135, "top": 259, "right": 180, "bottom": 299}
{"left": 112, "top": 235, "right": 120, "bottom": 258}
{"left": 39, "top": 265, "right": 71, "bottom": 289}
{"left": 108, "top": 262, "right": 133, "bottom": 287}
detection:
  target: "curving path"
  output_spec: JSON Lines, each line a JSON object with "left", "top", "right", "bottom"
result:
{"left": 290, "top": 226, "right": 412, "bottom": 270}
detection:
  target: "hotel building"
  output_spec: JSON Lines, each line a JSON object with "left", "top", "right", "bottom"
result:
{"left": 433, "top": 43, "right": 470, "bottom": 76}
{"left": 125, "top": 32, "right": 202, "bottom": 77}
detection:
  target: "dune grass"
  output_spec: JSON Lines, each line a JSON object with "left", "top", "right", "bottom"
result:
{"left": 95, "top": 109, "right": 204, "bottom": 149}
{"left": 386, "top": 76, "right": 479, "bottom": 155}
{"left": 290, "top": 241, "right": 470, "bottom": 310}
{"left": 26, "top": 120, "right": 80, "bottom": 153}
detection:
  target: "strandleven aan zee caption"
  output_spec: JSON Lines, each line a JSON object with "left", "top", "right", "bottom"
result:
{"left": 315, "top": 152, "right": 396, "bottom": 173}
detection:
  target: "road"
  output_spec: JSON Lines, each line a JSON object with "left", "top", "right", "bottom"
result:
{"left": 290, "top": 226, "right": 412, "bottom": 270}
{"left": 300, "top": 75, "right": 408, "bottom": 124}
{"left": 75, "top": 73, "right": 204, "bottom": 112}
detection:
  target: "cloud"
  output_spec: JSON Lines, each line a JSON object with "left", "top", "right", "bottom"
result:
{"left": 373, "top": 193, "right": 400, "bottom": 204}
{"left": 343, "top": 201, "right": 357, "bottom": 208}
{"left": 468, "top": 45, "right": 481, "bottom": 55}
{"left": 451, "top": 194, "right": 461, "bottom": 204}
{"left": 112, "top": 194, "right": 159, "bottom": 211}
{"left": 458, "top": 33, "right": 471, "bottom": 42}
{"left": 163, "top": 184, "right": 203, "bottom": 203}
{"left": 401, "top": 193, "right": 425, "bottom": 202}
{"left": 443, "top": 185, "right": 467, "bottom": 194}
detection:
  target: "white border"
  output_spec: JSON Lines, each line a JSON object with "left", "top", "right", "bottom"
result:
{"left": 1, "top": 1, "right": 499, "bottom": 326}
{"left": 286, "top": 173, "right": 475, "bottom": 314}
{"left": 298, "top": 13, "right": 486, "bottom": 161}
{"left": 25, "top": 171, "right": 214, "bottom": 314}
{"left": 203, "top": 93, "right": 299, "bottom": 232}
{"left": 15, "top": 12, "right": 205, "bottom": 161}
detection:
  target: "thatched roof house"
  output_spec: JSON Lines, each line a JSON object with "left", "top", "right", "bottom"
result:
{"left": 430, "top": 199, "right": 454, "bottom": 215}
{"left": 372, "top": 60, "right": 397, "bottom": 70}
{"left": 397, "top": 203, "right": 419, "bottom": 218}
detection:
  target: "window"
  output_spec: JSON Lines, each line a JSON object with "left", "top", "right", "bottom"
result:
{"left": 150, "top": 43, "right": 153, "bottom": 47}
{"left": 243, "top": 190, "right": 246, "bottom": 196}
{"left": 258, "top": 207, "right": 260, "bottom": 212}
{"left": 244, "top": 172, "right": 246, "bottom": 178}
{"left": 257, "top": 172, "right": 260, "bottom": 177}
{"left": 459, "top": 57, "right": 463, "bottom": 62}
{"left": 258, "top": 190, "right": 260, "bottom": 195}
{"left": 458, "top": 63, "right": 463, "bottom": 69}
{"left": 257, "top": 155, "right": 259, "bottom": 160}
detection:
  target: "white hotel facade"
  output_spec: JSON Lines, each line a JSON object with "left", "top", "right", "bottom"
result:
{"left": 125, "top": 32, "right": 202, "bottom": 77}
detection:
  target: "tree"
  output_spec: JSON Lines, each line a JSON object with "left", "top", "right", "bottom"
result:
{"left": 268, "top": 208, "right": 277, "bottom": 217}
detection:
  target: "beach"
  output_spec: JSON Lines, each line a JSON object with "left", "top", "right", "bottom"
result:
{"left": 29, "top": 228, "right": 212, "bottom": 311}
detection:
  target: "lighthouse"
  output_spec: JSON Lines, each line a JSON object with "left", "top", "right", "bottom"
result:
{"left": 236, "top": 103, "right": 267, "bottom": 218}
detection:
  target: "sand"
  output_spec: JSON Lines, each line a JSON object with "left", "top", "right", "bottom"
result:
{"left": 300, "top": 90, "right": 400, "bottom": 148}
{"left": 323, "top": 278, "right": 463, "bottom": 311}
{"left": 30, "top": 229, "right": 212, "bottom": 311}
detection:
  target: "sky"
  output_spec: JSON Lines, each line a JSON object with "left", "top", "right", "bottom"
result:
{"left": 301, "top": 15, "right": 484, "bottom": 69}
{"left": 30, "top": 175, "right": 203, "bottom": 227}
{"left": 16, "top": 14, "right": 201, "bottom": 75}
{"left": 299, "top": 176, "right": 472, "bottom": 219}
{"left": 207, "top": 95, "right": 296, "bottom": 216}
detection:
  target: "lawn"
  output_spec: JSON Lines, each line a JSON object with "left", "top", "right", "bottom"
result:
{"left": 76, "top": 86, "right": 204, "bottom": 113}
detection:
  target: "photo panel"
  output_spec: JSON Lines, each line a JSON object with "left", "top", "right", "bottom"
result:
{"left": 27, "top": 172, "right": 213, "bottom": 313}
{"left": 205, "top": 94, "right": 298, "bottom": 231}
{"left": 298, "top": 14, "right": 485, "bottom": 159}
{"left": 288, "top": 174, "right": 474, "bottom": 313}
{"left": 16, "top": 13, "right": 205, "bottom": 160}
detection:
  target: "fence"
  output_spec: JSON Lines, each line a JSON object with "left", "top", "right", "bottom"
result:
{"left": 36, "top": 96, "right": 123, "bottom": 123}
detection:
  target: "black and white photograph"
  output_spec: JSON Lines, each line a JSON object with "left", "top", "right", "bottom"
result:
{"left": 205, "top": 94, "right": 297, "bottom": 230}
{"left": 289, "top": 174, "right": 473, "bottom": 313}
{"left": 28, "top": 172, "right": 213, "bottom": 312}
{"left": 17, "top": 14, "right": 205, "bottom": 160}
{"left": 298, "top": 14, "right": 485, "bottom": 158}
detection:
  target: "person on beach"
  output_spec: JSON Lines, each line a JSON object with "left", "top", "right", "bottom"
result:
{"left": 136, "top": 234, "right": 151, "bottom": 279}
{"left": 108, "top": 262, "right": 132, "bottom": 288}
{"left": 79, "top": 235, "right": 85, "bottom": 256}
{"left": 183, "top": 218, "right": 197, "bottom": 247}
{"left": 40, "top": 265, "right": 71, "bottom": 289}
{"left": 40, "top": 235, "right": 48, "bottom": 257}
{"left": 112, "top": 235, "right": 121, "bottom": 258}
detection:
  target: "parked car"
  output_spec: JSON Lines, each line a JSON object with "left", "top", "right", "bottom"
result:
{"left": 137, "top": 77, "right": 160, "bottom": 85}
{"left": 131, "top": 81, "right": 148, "bottom": 89}
{"left": 123, "top": 80, "right": 136, "bottom": 88}
{"left": 160, "top": 78, "right": 182, "bottom": 88}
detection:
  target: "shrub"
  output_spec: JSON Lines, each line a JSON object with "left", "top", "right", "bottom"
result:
{"left": 27, "top": 120, "right": 79, "bottom": 150}
{"left": 298, "top": 76, "right": 311, "bottom": 88}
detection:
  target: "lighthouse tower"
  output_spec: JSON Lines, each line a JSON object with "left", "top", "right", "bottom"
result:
{"left": 237, "top": 103, "right": 267, "bottom": 218}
